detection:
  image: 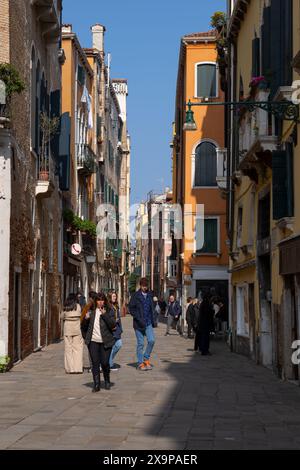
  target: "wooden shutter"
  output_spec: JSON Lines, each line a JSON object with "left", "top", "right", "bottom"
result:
{"left": 270, "top": 0, "right": 281, "bottom": 97}
{"left": 50, "top": 90, "right": 61, "bottom": 162}
{"left": 197, "top": 219, "right": 218, "bottom": 253}
{"left": 197, "top": 64, "right": 217, "bottom": 98}
{"left": 262, "top": 7, "right": 271, "bottom": 77}
{"left": 195, "top": 142, "right": 217, "bottom": 187}
{"left": 282, "top": 0, "right": 293, "bottom": 86}
{"left": 252, "top": 37, "right": 260, "bottom": 77}
{"left": 97, "top": 115, "right": 102, "bottom": 138}
{"left": 77, "top": 65, "right": 85, "bottom": 86}
{"left": 286, "top": 142, "right": 294, "bottom": 217}
{"left": 273, "top": 150, "right": 288, "bottom": 220}
{"left": 58, "top": 112, "right": 71, "bottom": 191}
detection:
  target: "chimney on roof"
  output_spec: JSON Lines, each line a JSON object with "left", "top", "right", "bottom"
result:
{"left": 62, "top": 24, "right": 72, "bottom": 34}
{"left": 91, "top": 24, "right": 106, "bottom": 53}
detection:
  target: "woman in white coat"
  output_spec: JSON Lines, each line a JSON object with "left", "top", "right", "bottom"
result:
{"left": 62, "top": 294, "right": 83, "bottom": 374}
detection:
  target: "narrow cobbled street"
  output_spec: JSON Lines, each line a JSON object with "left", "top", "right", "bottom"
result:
{"left": 1, "top": 317, "right": 300, "bottom": 450}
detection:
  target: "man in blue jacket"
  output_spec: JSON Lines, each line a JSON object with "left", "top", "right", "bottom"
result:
{"left": 129, "top": 278, "right": 156, "bottom": 371}
{"left": 165, "top": 293, "right": 182, "bottom": 336}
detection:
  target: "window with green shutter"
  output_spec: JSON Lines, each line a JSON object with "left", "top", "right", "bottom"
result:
{"left": 272, "top": 146, "right": 294, "bottom": 220}
{"left": 252, "top": 37, "right": 260, "bottom": 77}
{"left": 77, "top": 65, "right": 85, "bottom": 86}
{"left": 104, "top": 181, "right": 108, "bottom": 203}
{"left": 58, "top": 112, "right": 71, "bottom": 191}
{"left": 196, "top": 218, "right": 218, "bottom": 254}
{"left": 97, "top": 115, "right": 102, "bottom": 138}
{"left": 196, "top": 63, "right": 217, "bottom": 98}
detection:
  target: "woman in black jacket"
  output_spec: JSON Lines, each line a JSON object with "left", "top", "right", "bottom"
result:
{"left": 195, "top": 295, "right": 214, "bottom": 355}
{"left": 81, "top": 293, "right": 116, "bottom": 392}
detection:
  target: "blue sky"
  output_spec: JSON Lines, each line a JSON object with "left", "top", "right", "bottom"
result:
{"left": 63, "top": 0, "right": 226, "bottom": 204}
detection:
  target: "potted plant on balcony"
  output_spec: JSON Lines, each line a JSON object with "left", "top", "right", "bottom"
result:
{"left": 0, "top": 63, "right": 25, "bottom": 121}
{"left": 39, "top": 112, "right": 59, "bottom": 181}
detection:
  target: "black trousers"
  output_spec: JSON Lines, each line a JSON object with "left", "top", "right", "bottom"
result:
{"left": 88, "top": 342, "right": 112, "bottom": 385}
{"left": 194, "top": 330, "right": 210, "bottom": 353}
{"left": 187, "top": 322, "right": 193, "bottom": 338}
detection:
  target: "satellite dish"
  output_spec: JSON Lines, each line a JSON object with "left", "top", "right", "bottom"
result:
{"left": 71, "top": 243, "right": 82, "bottom": 255}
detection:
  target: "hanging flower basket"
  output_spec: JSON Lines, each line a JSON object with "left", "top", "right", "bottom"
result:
{"left": 249, "top": 76, "right": 268, "bottom": 96}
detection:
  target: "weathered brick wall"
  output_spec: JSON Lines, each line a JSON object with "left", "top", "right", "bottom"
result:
{"left": 0, "top": 0, "right": 10, "bottom": 63}
{"left": 7, "top": 0, "right": 63, "bottom": 362}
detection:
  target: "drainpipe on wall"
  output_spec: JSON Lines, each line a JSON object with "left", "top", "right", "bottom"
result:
{"left": 0, "top": 128, "right": 11, "bottom": 358}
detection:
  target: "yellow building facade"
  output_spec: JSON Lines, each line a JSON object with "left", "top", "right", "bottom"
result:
{"left": 227, "top": 0, "right": 300, "bottom": 380}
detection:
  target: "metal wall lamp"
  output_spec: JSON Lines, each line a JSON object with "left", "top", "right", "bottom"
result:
{"left": 183, "top": 99, "right": 299, "bottom": 131}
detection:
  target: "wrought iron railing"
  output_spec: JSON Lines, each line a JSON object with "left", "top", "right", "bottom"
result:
{"left": 76, "top": 144, "right": 96, "bottom": 173}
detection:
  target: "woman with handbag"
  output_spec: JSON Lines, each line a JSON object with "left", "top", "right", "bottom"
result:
{"left": 61, "top": 293, "right": 83, "bottom": 374}
{"left": 81, "top": 293, "right": 116, "bottom": 392}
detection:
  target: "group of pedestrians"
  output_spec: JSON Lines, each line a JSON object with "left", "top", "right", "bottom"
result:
{"left": 61, "top": 290, "right": 123, "bottom": 392}
{"left": 185, "top": 294, "right": 228, "bottom": 355}
{"left": 61, "top": 278, "right": 228, "bottom": 392}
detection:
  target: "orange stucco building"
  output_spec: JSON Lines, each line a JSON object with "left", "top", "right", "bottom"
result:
{"left": 173, "top": 31, "right": 229, "bottom": 306}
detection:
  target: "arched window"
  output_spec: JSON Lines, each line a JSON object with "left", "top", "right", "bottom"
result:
{"left": 194, "top": 141, "right": 217, "bottom": 187}
{"left": 196, "top": 63, "right": 217, "bottom": 98}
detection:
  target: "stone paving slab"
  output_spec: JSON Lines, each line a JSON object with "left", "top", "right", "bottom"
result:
{"left": 2, "top": 316, "right": 300, "bottom": 449}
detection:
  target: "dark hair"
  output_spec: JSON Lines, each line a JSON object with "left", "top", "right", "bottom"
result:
{"left": 93, "top": 292, "right": 108, "bottom": 310}
{"left": 140, "top": 277, "right": 149, "bottom": 287}
{"left": 89, "top": 291, "right": 98, "bottom": 300}
{"left": 201, "top": 294, "right": 211, "bottom": 305}
{"left": 187, "top": 297, "right": 193, "bottom": 303}
{"left": 64, "top": 293, "right": 78, "bottom": 312}
{"left": 108, "top": 291, "right": 119, "bottom": 306}
{"left": 108, "top": 291, "right": 119, "bottom": 319}
{"left": 169, "top": 292, "right": 176, "bottom": 299}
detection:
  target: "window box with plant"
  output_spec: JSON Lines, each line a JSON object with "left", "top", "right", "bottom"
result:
{"left": 0, "top": 63, "right": 25, "bottom": 120}
{"left": 63, "top": 209, "right": 97, "bottom": 238}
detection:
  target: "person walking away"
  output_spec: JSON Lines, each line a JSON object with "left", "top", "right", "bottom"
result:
{"left": 193, "top": 298, "right": 201, "bottom": 351}
{"left": 212, "top": 297, "right": 221, "bottom": 334}
{"left": 216, "top": 300, "right": 228, "bottom": 333}
{"left": 128, "top": 278, "right": 156, "bottom": 371}
{"left": 61, "top": 294, "right": 83, "bottom": 374}
{"left": 108, "top": 291, "right": 123, "bottom": 371}
{"left": 185, "top": 297, "right": 195, "bottom": 339}
{"left": 81, "top": 293, "right": 116, "bottom": 392}
{"left": 165, "top": 293, "right": 182, "bottom": 336}
{"left": 196, "top": 294, "right": 214, "bottom": 355}
{"left": 159, "top": 298, "right": 167, "bottom": 317}
{"left": 153, "top": 296, "right": 160, "bottom": 328}
{"left": 76, "top": 292, "right": 86, "bottom": 309}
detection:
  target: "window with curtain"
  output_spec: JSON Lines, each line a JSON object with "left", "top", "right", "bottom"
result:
{"left": 196, "top": 63, "right": 217, "bottom": 98}
{"left": 196, "top": 218, "right": 218, "bottom": 254}
{"left": 194, "top": 142, "right": 217, "bottom": 187}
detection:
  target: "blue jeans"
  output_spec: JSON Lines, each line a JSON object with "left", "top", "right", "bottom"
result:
{"left": 109, "top": 339, "right": 123, "bottom": 368}
{"left": 135, "top": 325, "right": 155, "bottom": 365}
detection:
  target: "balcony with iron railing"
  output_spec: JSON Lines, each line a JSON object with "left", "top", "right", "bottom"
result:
{"left": 238, "top": 90, "right": 278, "bottom": 176}
{"left": 76, "top": 143, "right": 97, "bottom": 175}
